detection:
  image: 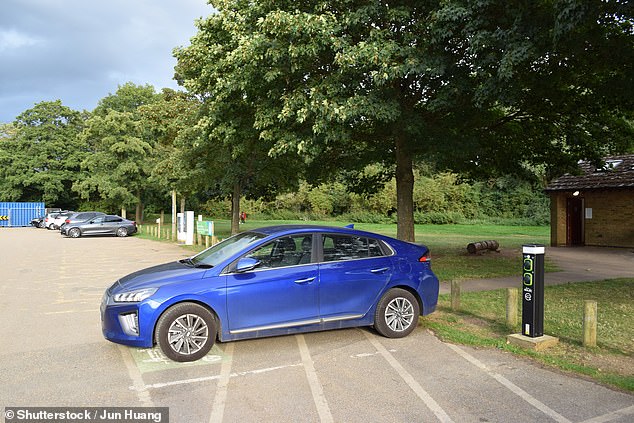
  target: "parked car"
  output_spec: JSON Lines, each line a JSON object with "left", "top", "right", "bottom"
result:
{"left": 30, "top": 216, "right": 45, "bottom": 228}
{"left": 59, "top": 211, "right": 105, "bottom": 230}
{"left": 44, "top": 211, "right": 70, "bottom": 229}
{"left": 62, "top": 214, "right": 137, "bottom": 238}
{"left": 101, "top": 225, "right": 439, "bottom": 362}
{"left": 48, "top": 211, "right": 74, "bottom": 230}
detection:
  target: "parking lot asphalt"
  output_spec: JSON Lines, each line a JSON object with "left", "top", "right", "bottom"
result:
{"left": 1, "top": 228, "right": 633, "bottom": 423}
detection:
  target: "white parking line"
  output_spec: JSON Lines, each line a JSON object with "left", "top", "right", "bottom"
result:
{"left": 209, "top": 343, "right": 234, "bottom": 423}
{"left": 130, "top": 362, "right": 303, "bottom": 391}
{"left": 578, "top": 405, "right": 634, "bottom": 423}
{"left": 446, "top": 343, "right": 571, "bottom": 423}
{"left": 296, "top": 334, "right": 334, "bottom": 423}
{"left": 363, "top": 331, "right": 454, "bottom": 423}
{"left": 119, "top": 345, "right": 154, "bottom": 407}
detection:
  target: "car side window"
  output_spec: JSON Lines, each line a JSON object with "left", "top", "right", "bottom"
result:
{"left": 91, "top": 216, "right": 104, "bottom": 224}
{"left": 105, "top": 216, "right": 122, "bottom": 222}
{"left": 322, "top": 235, "right": 385, "bottom": 262}
{"left": 244, "top": 234, "right": 313, "bottom": 270}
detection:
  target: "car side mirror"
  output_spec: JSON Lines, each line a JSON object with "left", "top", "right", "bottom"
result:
{"left": 236, "top": 257, "right": 260, "bottom": 273}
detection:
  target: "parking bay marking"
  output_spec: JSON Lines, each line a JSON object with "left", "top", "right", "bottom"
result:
{"left": 363, "top": 330, "right": 454, "bottom": 423}
{"left": 130, "top": 362, "right": 304, "bottom": 391}
{"left": 446, "top": 343, "right": 571, "bottom": 423}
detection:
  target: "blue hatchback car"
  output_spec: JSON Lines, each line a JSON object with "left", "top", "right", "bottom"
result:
{"left": 101, "top": 225, "right": 439, "bottom": 361}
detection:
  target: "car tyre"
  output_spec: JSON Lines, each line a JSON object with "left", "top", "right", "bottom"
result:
{"left": 116, "top": 227, "right": 128, "bottom": 237}
{"left": 38, "top": 221, "right": 45, "bottom": 228}
{"left": 68, "top": 228, "right": 81, "bottom": 238}
{"left": 156, "top": 302, "right": 217, "bottom": 362}
{"left": 374, "top": 288, "right": 420, "bottom": 338}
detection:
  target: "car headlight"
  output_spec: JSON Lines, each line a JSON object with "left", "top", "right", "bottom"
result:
{"left": 113, "top": 288, "right": 158, "bottom": 303}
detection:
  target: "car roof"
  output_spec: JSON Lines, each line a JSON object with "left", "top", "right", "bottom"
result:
{"left": 250, "top": 224, "right": 383, "bottom": 239}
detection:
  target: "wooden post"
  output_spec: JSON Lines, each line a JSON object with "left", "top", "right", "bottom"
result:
{"left": 205, "top": 235, "right": 210, "bottom": 248}
{"left": 506, "top": 288, "right": 519, "bottom": 329}
{"left": 121, "top": 207, "right": 126, "bottom": 219}
{"left": 158, "top": 218, "right": 162, "bottom": 239}
{"left": 451, "top": 280, "right": 461, "bottom": 311}
{"left": 212, "top": 236, "right": 219, "bottom": 246}
{"left": 583, "top": 300, "right": 598, "bottom": 347}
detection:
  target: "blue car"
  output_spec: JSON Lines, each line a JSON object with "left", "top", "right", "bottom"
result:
{"left": 101, "top": 225, "right": 439, "bottom": 362}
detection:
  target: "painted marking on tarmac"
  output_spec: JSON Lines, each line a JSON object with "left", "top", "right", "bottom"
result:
{"left": 578, "top": 405, "right": 634, "bottom": 423}
{"left": 119, "top": 345, "right": 154, "bottom": 407}
{"left": 363, "top": 331, "right": 454, "bottom": 423}
{"left": 350, "top": 349, "right": 396, "bottom": 358}
{"left": 209, "top": 343, "right": 234, "bottom": 423}
{"left": 446, "top": 343, "right": 571, "bottom": 423}
{"left": 131, "top": 344, "right": 227, "bottom": 374}
{"left": 297, "top": 334, "right": 334, "bottom": 423}
{"left": 130, "top": 362, "right": 303, "bottom": 391}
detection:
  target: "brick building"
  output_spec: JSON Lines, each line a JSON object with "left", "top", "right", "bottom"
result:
{"left": 545, "top": 154, "right": 634, "bottom": 248}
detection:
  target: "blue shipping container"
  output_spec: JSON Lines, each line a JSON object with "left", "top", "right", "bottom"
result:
{"left": 0, "top": 202, "right": 46, "bottom": 227}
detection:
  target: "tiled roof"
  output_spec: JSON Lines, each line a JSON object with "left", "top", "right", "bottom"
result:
{"left": 545, "top": 154, "right": 634, "bottom": 191}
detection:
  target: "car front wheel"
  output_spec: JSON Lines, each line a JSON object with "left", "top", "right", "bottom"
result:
{"left": 374, "top": 288, "right": 420, "bottom": 338}
{"left": 68, "top": 228, "right": 81, "bottom": 238}
{"left": 155, "top": 302, "right": 217, "bottom": 362}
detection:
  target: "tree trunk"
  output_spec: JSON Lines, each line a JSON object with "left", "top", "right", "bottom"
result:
{"left": 231, "top": 182, "right": 241, "bottom": 235}
{"left": 135, "top": 201, "right": 143, "bottom": 224}
{"left": 171, "top": 190, "right": 177, "bottom": 240}
{"left": 135, "top": 190, "right": 143, "bottom": 223}
{"left": 395, "top": 135, "right": 415, "bottom": 242}
{"left": 180, "top": 195, "right": 185, "bottom": 214}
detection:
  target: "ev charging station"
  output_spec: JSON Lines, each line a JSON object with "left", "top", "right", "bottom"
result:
{"left": 177, "top": 211, "right": 195, "bottom": 245}
{"left": 522, "top": 244, "right": 545, "bottom": 337}
{"left": 508, "top": 244, "right": 558, "bottom": 350}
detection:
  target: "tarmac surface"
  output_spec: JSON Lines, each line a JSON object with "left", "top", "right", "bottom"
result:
{"left": 1, "top": 228, "right": 633, "bottom": 423}
{"left": 440, "top": 246, "right": 634, "bottom": 294}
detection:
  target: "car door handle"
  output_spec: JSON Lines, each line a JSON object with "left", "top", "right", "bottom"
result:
{"left": 371, "top": 267, "right": 390, "bottom": 274}
{"left": 294, "top": 276, "right": 316, "bottom": 284}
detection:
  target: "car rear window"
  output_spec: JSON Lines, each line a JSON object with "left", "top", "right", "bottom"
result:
{"left": 322, "top": 234, "right": 386, "bottom": 262}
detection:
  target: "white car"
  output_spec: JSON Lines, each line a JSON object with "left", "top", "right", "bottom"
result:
{"left": 46, "top": 211, "right": 73, "bottom": 230}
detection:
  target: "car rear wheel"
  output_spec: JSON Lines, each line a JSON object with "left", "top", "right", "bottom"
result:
{"left": 116, "top": 227, "right": 128, "bottom": 237}
{"left": 155, "top": 303, "right": 217, "bottom": 362}
{"left": 68, "top": 228, "right": 81, "bottom": 238}
{"left": 374, "top": 288, "right": 420, "bottom": 338}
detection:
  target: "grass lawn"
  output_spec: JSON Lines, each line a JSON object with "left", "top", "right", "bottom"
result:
{"left": 425, "top": 279, "right": 634, "bottom": 391}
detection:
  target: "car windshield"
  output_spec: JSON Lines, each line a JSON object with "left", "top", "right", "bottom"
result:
{"left": 189, "top": 231, "right": 266, "bottom": 268}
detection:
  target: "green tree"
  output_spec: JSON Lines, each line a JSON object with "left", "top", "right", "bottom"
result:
{"left": 73, "top": 83, "right": 159, "bottom": 220}
{"left": 182, "top": 0, "right": 632, "bottom": 241}
{"left": 174, "top": 8, "right": 304, "bottom": 234}
{"left": 0, "top": 101, "right": 87, "bottom": 207}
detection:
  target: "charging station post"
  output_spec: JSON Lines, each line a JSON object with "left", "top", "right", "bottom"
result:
{"left": 507, "top": 244, "right": 559, "bottom": 350}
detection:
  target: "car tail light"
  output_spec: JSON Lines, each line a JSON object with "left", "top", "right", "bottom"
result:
{"left": 419, "top": 251, "right": 431, "bottom": 262}
{"left": 65, "top": 219, "right": 71, "bottom": 224}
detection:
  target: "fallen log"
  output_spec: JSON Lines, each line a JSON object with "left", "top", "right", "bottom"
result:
{"left": 467, "top": 240, "right": 500, "bottom": 254}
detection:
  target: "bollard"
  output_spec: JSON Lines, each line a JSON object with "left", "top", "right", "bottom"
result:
{"left": 451, "top": 280, "right": 461, "bottom": 311}
{"left": 506, "top": 288, "right": 519, "bottom": 329}
{"left": 583, "top": 300, "right": 598, "bottom": 347}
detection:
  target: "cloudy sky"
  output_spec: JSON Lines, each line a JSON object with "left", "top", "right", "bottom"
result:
{"left": 1, "top": 0, "right": 214, "bottom": 123}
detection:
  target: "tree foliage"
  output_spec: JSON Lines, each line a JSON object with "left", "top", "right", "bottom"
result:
{"left": 73, "top": 84, "right": 159, "bottom": 220}
{"left": 178, "top": 0, "right": 632, "bottom": 240}
{"left": 0, "top": 101, "right": 87, "bottom": 207}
